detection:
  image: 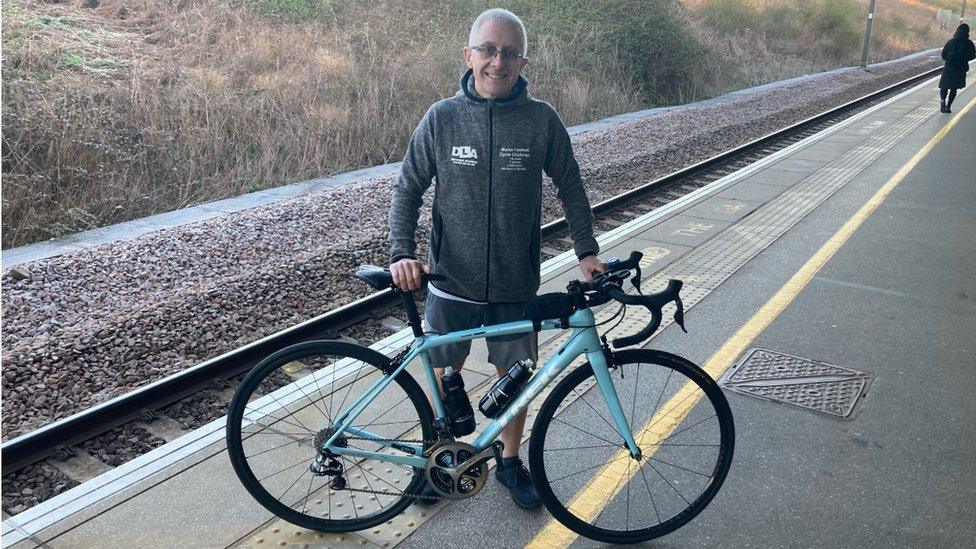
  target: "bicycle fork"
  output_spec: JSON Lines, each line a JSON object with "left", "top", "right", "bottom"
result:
{"left": 587, "top": 346, "right": 643, "bottom": 460}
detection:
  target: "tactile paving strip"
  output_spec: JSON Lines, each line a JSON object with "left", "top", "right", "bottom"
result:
{"left": 718, "top": 348, "right": 872, "bottom": 419}
{"left": 242, "top": 101, "right": 936, "bottom": 547}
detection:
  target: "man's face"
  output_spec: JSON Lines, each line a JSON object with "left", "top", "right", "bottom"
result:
{"left": 463, "top": 19, "right": 528, "bottom": 99}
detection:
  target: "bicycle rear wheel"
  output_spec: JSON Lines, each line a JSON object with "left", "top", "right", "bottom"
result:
{"left": 226, "top": 340, "right": 434, "bottom": 533}
{"left": 528, "top": 349, "right": 734, "bottom": 544}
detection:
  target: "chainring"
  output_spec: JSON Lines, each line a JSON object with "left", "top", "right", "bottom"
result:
{"left": 424, "top": 441, "right": 488, "bottom": 499}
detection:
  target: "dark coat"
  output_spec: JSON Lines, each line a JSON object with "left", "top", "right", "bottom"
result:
{"left": 388, "top": 71, "right": 598, "bottom": 302}
{"left": 939, "top": 30, "right": 976, "bottom": 89}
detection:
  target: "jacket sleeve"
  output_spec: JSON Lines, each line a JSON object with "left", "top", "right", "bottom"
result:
{"left": 942, "top": 40, "right": 950, "bottom": 61}
{"left": 388, "top": 107, "right": 437, "bottom": 263}
{"left": 543, "top": 108, "right": 599, "bottom": 260}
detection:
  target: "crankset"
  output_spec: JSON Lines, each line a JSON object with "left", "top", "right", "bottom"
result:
{"left": 424, "top": 441, "right": 500, "bottom": 499}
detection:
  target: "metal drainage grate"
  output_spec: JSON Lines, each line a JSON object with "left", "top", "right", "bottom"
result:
{"left": 719, "top": 348, "right": 872, "bottom": 420}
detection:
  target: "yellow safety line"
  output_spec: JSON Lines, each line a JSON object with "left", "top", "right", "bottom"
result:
{"left": 526, "top": 96, "right": 975, "bottom": 549}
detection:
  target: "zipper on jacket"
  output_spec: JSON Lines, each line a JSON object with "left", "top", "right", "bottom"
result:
{"left": 484, "top": 102, "right": 494, "bottom": 302}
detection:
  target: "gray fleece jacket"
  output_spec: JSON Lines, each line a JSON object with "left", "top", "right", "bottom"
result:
{"left": 388, "top": 70, "right": 598, "bottom": 303}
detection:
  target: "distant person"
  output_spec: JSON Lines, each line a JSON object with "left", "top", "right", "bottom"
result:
{"left": 939, "top": 23, "right": 976, "bottom": 113}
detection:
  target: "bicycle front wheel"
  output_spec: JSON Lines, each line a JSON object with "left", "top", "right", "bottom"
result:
{"left": 226, "top": 340, "right": 434, "bottom": 533}
{"left": 528, "top": 349, "right": 734, "bottom": 544}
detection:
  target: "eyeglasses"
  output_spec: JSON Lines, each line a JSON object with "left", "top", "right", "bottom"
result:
{"left": 470, "top": 44, "right": 524, "bottom": 62}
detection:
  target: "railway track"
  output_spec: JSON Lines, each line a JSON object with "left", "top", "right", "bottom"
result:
{"left": 0, "top": 66, "right": 942, "bottom": 515}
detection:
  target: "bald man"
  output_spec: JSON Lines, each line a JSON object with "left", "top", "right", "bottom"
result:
{"left": 388, "top": 8, "right": 603, "bottom": 509}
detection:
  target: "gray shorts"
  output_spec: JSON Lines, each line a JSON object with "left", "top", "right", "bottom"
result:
{"left": 422, "top": 293, "right": 538, "bottom": 369}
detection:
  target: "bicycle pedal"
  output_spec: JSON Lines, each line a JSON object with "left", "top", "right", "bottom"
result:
{"left": 490, "top": 441, "right": 505, "bottom": 462}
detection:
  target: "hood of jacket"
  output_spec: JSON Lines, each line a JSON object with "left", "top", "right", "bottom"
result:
{"left": 456, "top": 69, "right": 530, "bottom": 110}
{"left": 954, "top": 23, "right": 970, "bottom": 39}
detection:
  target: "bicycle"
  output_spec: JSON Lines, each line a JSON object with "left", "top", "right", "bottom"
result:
{"left": 226, "top": 251, "right": 734, "bottom": 544}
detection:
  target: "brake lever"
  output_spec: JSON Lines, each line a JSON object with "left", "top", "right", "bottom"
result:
{"left": 630, "top": 265, "right": 642, "bottom": 294}
{"left": 674, "top": 295, "right": 688, "bottom": 333}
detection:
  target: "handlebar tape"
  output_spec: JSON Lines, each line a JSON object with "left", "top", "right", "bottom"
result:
{"left": 606, "top": 250, "right": 643, "bottom": 272}
{"left": 606, "top": 279, "right": 684, "bottom": 348}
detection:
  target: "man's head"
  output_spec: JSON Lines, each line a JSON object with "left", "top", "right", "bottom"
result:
{"left": 464, "top": 9, "right": 529, "bottom": 99}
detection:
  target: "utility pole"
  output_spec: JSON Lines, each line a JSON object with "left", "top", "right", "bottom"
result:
{"left": 860, "top": 0, "right": 878, "bottom": 69}
{"left": 962, "top": 0, "right": 967, "bottom": 22}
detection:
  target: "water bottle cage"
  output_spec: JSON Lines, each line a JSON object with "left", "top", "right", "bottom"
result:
{"left": 480, "top": 390, "right": 508, "bottom": 419}
{"left": 478, "top": 359, "right": 534, "bottom": 419}
{"left": 441, "top": 368, "right": 476, "bottom": 437}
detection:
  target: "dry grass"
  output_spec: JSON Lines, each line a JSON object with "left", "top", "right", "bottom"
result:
{"left": 0, "top": 0, "right": 942, "bottom": 248}
{"left": 2, "top": 0, "right": 650, "bottom": 248}
{"left": 684, "top": 0, "right": 942, "bottom": 91}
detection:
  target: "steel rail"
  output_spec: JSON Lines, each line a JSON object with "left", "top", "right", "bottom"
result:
{"left": 0, "top": 290, "right": 399, "bottom": 474}
{"left": 0, "top": 65, "right": 942, "bottom": 475}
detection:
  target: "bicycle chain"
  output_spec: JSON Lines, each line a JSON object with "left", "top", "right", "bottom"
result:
{"left": 326, "top": 435, "right": 444, "bottom": 501}
{"left": 338, "top": 484, "right": 442, "bottom": 501}
{"left": 340, "top": 435, "right": 438, "bottom": 445}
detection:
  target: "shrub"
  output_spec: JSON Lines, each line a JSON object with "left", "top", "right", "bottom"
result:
{"left": 495, "top": 0, "right": 710, "bottom": 104}
{"left": 700, "top": 0, "right": 867, "bottom": 63}
{"left": 802, "top": 0, "right": 862, "bottom": 60}
{"left": 762, "top": 4, "right": 803, "bottom": 42}
{"left": 700, "top": 0, "right": 756, "bottom": 36}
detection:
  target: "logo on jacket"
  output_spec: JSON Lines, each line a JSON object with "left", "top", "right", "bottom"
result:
{"left": 499, "top": 147, "right": 530, "bottom": 172}
{"left": 451, "top": 146, "right": 479, "bottom": 167}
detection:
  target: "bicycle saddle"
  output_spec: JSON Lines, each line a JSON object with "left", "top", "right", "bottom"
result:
{"left": 355, "top": 265, "right": 445, "bottom": 290}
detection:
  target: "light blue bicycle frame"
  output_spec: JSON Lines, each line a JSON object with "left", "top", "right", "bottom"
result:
{"left": 321, "top": 307, "right": 642, "bottom": 468}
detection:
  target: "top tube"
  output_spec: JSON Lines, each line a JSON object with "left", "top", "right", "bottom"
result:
{"left": 414, "top": 306, "right": 597, "bottom": 354}
{"left": 416, "top": 319, "right": 536, "bottom": 353}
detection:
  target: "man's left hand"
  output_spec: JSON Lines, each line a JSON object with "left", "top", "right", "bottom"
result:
{"left": 579, "top": 255, "right": 607, "bottom": 283}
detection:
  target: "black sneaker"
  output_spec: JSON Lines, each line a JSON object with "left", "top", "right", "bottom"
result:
{"left": 495, "top": 457, "right": 542, "bottom": 509}
{"left": 413, "top": 481, "right": 441, "bottom": 506}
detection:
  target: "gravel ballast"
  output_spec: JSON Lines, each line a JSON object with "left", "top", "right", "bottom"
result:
{"left": 1, "top": 53, "right": 941, "bottom": 440}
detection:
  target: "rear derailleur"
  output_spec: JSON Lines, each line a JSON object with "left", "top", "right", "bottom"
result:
{"left": 309, "top": 427, "right": 348, "bottom": 489}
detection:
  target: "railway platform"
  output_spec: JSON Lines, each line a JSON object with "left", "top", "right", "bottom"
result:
{"left": 3, "top": 74, "right": 974, "bottom": 548}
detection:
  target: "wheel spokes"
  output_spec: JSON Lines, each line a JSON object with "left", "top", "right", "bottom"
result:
{"left": 233, "top": 350, "right": 430, "bottom": 526}
{"left": 537, "top": 360, "right": 730, "bottom": 538}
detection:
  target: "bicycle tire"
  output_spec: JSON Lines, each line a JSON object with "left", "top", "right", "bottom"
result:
{"left": 226, "top": 340, "right": 435, "bottom": 533}
{"left": 528, "top": 349, "right": 734, "bottom": 544}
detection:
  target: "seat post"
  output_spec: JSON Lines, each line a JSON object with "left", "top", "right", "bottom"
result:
{"left": 400, "top": 291, "right": 425, "bottom": 338}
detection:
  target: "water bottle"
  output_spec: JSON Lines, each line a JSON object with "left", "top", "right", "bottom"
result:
{"left": 441, "top": 367, "right": 476, "bottom": 437}
{"left": 478, "top": 359, "right": 534, "bottom": 419}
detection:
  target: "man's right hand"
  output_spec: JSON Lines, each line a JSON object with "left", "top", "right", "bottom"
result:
{"left": 389, "top": 258, "right": 432, "bottom": 292}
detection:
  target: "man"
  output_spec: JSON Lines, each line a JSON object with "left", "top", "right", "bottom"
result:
{"left": 387, "top": 8, "right": 604, "bottom": 509}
